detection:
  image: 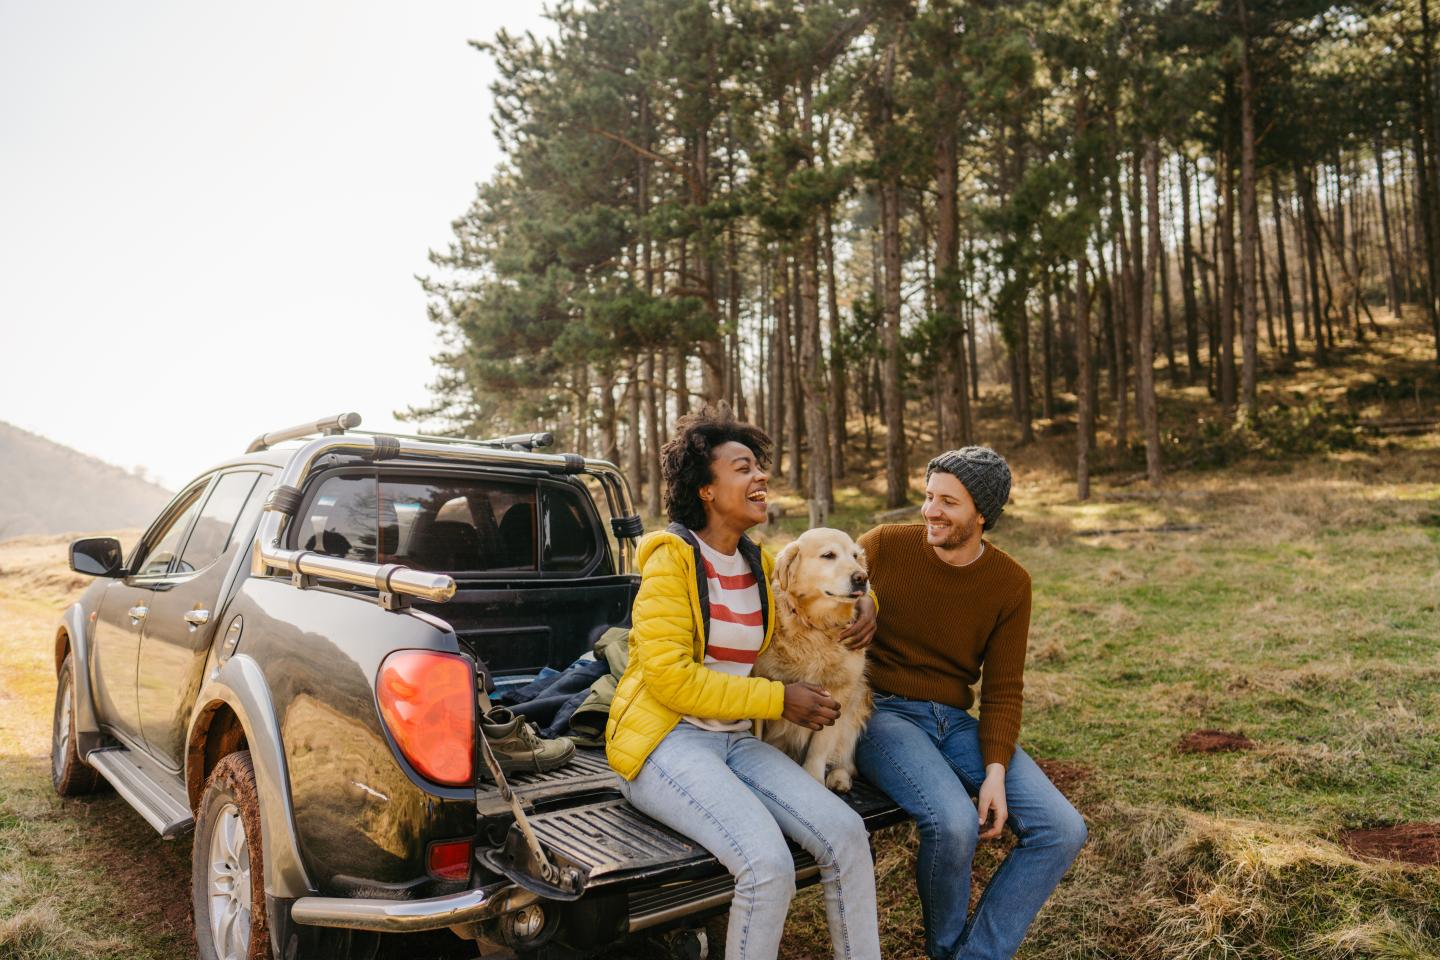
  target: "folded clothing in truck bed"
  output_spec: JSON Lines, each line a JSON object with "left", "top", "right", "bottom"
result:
{"left": 494, "top": 626, "right": 629, "bottom": 747}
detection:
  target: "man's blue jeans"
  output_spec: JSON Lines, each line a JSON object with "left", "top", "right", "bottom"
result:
{"left": 617, "top": 722, "right": 881, "bottom": 960}
{"left": 854, "top": 693, "right": 1086, "bottom": 960}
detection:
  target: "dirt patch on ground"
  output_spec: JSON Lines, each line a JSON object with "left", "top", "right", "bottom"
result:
{"left": 1340, "top": 823, "right": 1440, "bottom": 866}
{"left": 1177, "top": 729, "right": 1257, "bottom": 753}
{"left": 1035, "top": 759, "right": 1094, "bottom": 800}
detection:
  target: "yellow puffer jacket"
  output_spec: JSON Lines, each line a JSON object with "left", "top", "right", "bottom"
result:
{"left": 605, "top": 527, "right": 785, "bottom": 780}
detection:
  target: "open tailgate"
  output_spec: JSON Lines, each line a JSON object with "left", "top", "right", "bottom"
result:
{"left": 477, "top": 748, "right": 907, "bottom": 902}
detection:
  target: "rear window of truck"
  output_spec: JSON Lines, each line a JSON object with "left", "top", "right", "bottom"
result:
{"left": 293, "top": 472, "right": 601, "bottom": 576}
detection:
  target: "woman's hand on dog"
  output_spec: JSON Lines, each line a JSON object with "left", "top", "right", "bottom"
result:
{"left": 839, "top": 594, "right": 877, "bottom": 650}
{"left": 782, "top": 682, "right": 842, "bottom": 730}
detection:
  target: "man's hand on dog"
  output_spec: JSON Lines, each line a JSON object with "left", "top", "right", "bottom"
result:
{"left": 840, "top": 594, "right": 877, "bottom": 650}
{"left": 782, "top": 682, "right": 841, "bottom": 730}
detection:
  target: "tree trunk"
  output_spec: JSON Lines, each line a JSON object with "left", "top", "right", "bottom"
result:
{"left": 644, "top": 352, "right": 662, "bottom": 517}
{"left": 1411, "top": 2, "right": 1440, "bottom": 359}
{"left": 1108, "top": 160, "right": 1129, "bottom": 451}
{"left": 1076, "top": 256, "right": 1094, "bottom": 501}
{"left": 881, "top": 175, "right": 908, "bottom": 507}
{"left": 935, "top": 120, "right": 974, "bottom": 447}
{"left": 774, "top": 251, "right": 791, "bottom": 478}
{"left": 1238, "top": 0, "right": 1261, "bottom": 415}
{"left": 1258, "top": 223, "right": 1276, "bottom": 350}
{"left": 1297, "top": 164, "right": 1330, "bottom": 365}
{"left": 967, "top": 269, "right": 981, "bottom": 400}
{"left": 757, "top": 259, "right": 770, "bottom": 436}
{"left": 598, "top": 362, "right": 618, "bottom": 463}
{"left": 1016, "top": 299, "right": 1035, "bottom": 443}
{"left": 1270, "top": 171, "right": 1299, "bottom": 359}
{"left": 1178, "top": 155, "right": 1203, "bottom": 380}
{"left": 1330, "top": 158, "right": 1360, "bottom": 339}
{"left": 1158, "top": 166, "right": 1179, "bottom": 386}
{"left": 1374, "top": 139, "right": 1403, "bottom": 316}
{"left": 1075, "top": 85, "right": 1094, "bottom": 499}
{"left": 1348, "top": 154, "right": 1371, "bottom": 336}
{"left": 787, "top": 257, "right": 804, "bottom": 489}
{"left": 824, "top": 205, "right": 847, "bottom": 479}
{"left": 798, "top": 78, "right": 832, "bottom": 526}
{"left": 1195, "top": 156, "right": 1219, "bottom": 394}
{"left": 1042, "top": 268, "right": 1056, "bottom": 419}
{"left": 689, "top": 120, "right": 725, "bottom": 402}
{"left": 1397, "top": 143, "right": 1419, "bottom": 301}
{"left": 1140, "top": 141, "right": 1164, "bottom": 484}
{"left": 1218, "top": 138, "right": 1238, "bottom": 415}
{"left": 626, "top": 356, "right": 643, "bottom": 510}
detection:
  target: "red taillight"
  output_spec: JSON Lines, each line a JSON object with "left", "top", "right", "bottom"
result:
{"left": 427, "top": 839, "right": 473, "bottom": 881}
{"left": 377, "top": 650, "right": 475, "bottom": 786}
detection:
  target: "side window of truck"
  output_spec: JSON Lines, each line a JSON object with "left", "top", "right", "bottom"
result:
{"left": 130, "top": 480, "right": 210, "bottom": 578}
{"left": 172, "top": 471, "right": 260, "bottom": 574}
{"left": 543, "top": 483, "right": 596, "bottom": 572}
{"left": 297, "top": 474, "right": 380, "bottom": 563}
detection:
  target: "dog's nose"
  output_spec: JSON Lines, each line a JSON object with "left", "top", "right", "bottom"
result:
{"left": 850, "top": 571, "right": 868, "bottom": 589}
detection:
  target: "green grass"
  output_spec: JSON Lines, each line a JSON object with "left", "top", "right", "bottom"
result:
{"left": 773, "top": 440, "right": 1440, "bottom": 959}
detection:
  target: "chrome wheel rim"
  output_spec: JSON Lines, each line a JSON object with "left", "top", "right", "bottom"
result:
{"left": 207, "top": 802, "right": 251, "bottom": 960}
{"left": 52, "top": 676, "right": 72, "bottom": 783}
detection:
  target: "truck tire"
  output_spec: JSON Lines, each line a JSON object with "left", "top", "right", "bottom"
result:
{"left": 193, "top": 751, "right": 271, "bottom": 960}
{"left": 51, "top": 654, "right": 102, "bottom": 796}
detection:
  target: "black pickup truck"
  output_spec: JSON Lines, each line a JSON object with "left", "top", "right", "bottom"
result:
{"left": 52, "top": 412, "right": 905, "bottom": 960}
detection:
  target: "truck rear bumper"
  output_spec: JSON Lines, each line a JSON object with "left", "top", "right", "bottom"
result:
{"left": 290, "top": 882, "right": 538, "bottom": 933}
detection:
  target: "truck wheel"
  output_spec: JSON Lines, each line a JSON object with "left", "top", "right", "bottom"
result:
{"left": 193, "top": 751, "right": 270, "bottom": 960}
{"left": 52, "top": 654, "right": 102, "bottom": 796}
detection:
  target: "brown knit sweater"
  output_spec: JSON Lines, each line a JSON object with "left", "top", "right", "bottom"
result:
{"left": 858, "top": 523, "right": 1032, "bottom": 768}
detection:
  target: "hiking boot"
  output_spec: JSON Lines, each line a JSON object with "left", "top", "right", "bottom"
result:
{"left": 480, "top": 707, "right": 576, "bottom": 776}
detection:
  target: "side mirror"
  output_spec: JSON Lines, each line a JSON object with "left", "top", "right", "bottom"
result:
{"left": 70, "top": 537, "right": 125, "bottom": 577}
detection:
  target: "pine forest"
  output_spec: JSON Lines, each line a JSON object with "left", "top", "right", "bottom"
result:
{"left": 412, "top": 0, "right": 1440, "bottom": 516}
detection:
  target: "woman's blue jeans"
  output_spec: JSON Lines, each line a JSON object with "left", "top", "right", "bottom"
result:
{"left": 617, "top": 722, "right": 881, "bottom": 960}
{"left": 854, "top": 693, "right": 1087, "bottom": 960}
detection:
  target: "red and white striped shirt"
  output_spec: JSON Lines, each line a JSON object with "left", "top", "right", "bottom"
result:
{"left": 683, "top": 536, "right": 766, "bottom": 733}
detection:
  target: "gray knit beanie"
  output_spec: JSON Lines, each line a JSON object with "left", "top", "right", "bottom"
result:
{"left": 926, "top": 446, "right": 1012, "bottom": 530}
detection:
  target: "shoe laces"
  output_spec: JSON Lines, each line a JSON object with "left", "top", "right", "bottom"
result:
{"left": 484, "top": 708, "right": 548, "bottom": 748}
{"left": 513, "top": 718, "right": 548, "bottom": 750}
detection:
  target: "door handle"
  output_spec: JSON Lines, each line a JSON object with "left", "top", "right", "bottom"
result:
{"left": 183, "top": 609, "right": 211, "bottom": 628}
{"left": 128, "top": 605, "right": 148, "bottom": 621}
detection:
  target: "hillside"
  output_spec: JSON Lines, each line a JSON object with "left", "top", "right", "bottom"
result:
{"left": 0, "top": 422, "right": 173, "bottom": 540}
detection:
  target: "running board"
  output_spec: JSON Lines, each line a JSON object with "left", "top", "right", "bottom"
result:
{"left": 87, "top": 747, "right": 194, "bottom": 838}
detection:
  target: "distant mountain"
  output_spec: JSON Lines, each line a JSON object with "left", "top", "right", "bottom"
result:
{"left": 0, "top": 421, "right": 174, "bottom": 540}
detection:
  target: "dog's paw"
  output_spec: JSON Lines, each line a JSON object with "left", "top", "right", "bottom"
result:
{"left": 825, "top": 768, "right": 853, "bottom": 793}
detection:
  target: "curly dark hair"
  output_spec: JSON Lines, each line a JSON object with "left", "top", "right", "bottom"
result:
{"left": 661, "top": 405, "right": 773, "bottom": 531}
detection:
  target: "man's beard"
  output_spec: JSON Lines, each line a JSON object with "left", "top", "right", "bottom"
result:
{"left": 930, "top": 515, "right": 980, "bottom": 550}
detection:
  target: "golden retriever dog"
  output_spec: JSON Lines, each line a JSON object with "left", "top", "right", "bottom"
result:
{"left": 755, "top": 528, "right": 873, "bottom": 792}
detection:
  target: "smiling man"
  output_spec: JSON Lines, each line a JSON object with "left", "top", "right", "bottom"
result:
{"left": 851, "top": 447, "right": 1086, "bottom": 960}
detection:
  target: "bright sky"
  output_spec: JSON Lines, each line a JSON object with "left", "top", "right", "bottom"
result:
{"left": 1, "top": 0, "right": 554, "bottom": 490}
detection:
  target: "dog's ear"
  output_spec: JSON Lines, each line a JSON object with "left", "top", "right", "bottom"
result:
{"left": 774, "top": 541, "right": 801, "bottom": 594}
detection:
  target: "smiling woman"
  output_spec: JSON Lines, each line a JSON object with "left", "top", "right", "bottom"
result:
{"left": 604, "top": 404, "right": 882, "bottom": 960}
{"left": 656, "top": 409, "right": 774, "bottom": 537}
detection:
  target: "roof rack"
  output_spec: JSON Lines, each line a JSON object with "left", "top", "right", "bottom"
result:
{"left": 246, "top": 412, "right": 555, "bottom": 455}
